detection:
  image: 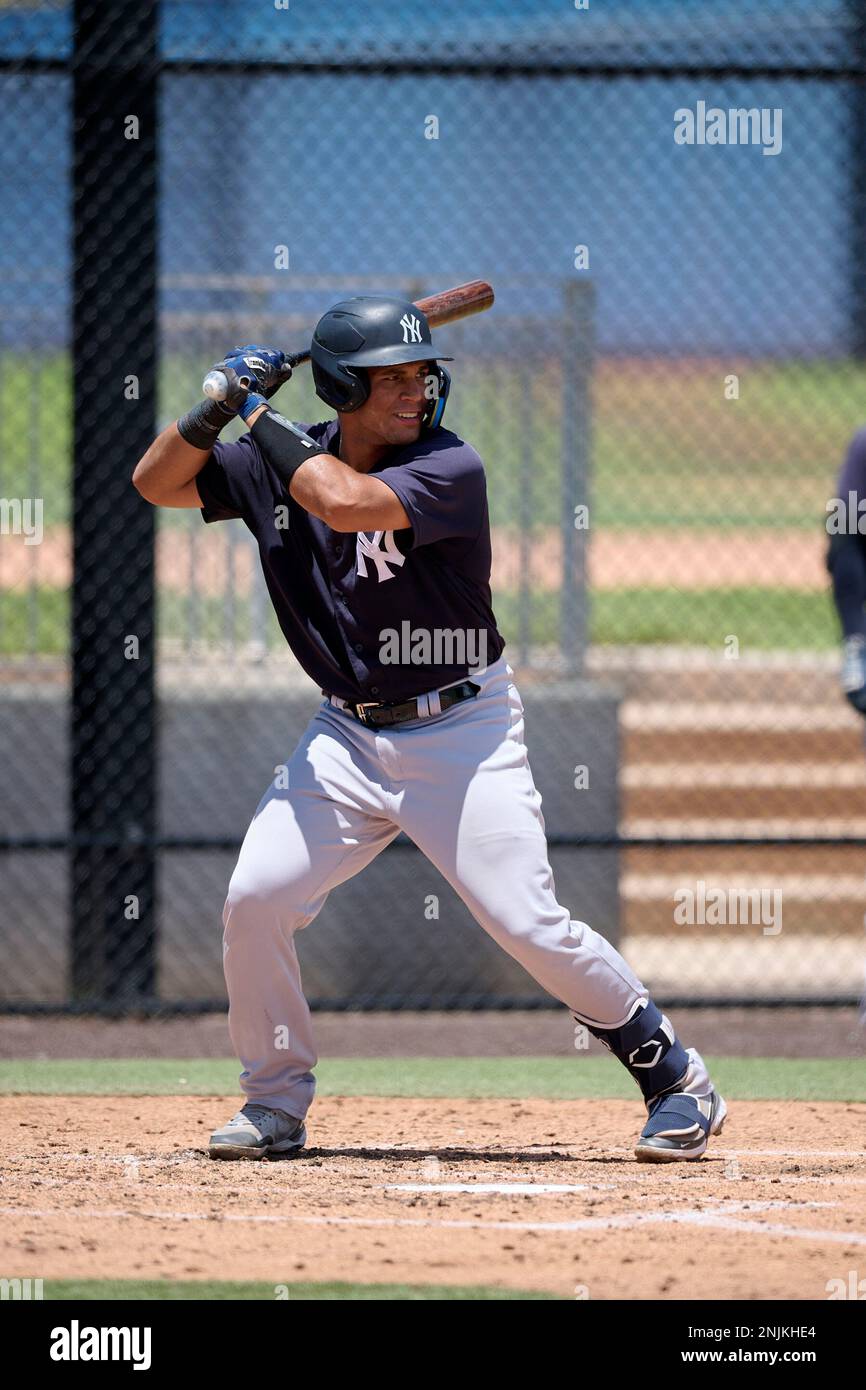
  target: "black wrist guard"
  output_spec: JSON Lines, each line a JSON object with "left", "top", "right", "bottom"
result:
{"left": 250, "top": 408, "right": 328, "bottom": 488}
{"left": 177, "top": 397, "right": 236, "bottom": 451}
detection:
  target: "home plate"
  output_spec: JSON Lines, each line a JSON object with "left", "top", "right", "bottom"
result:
{"left": 387, "top": 1183, "right": 594, "bottom": 1195}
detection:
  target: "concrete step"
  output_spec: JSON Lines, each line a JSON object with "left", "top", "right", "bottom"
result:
{"left": 590, "top": 650, "right": 841, "bottom": 704}
{"left": 623, "top": 843, "right": 866, "bottom": 875}
{"left": 622, "top": 762, "right": 866, "bottom": 789}
{"left": 622, "top": 816, "right": 866, "bottom": 838}
{"left": 625, "top": 933, "right": 864, "bottom": 996}
{"left": 621, "top": 895, "right": 862, "bottom": 937}
{"left": 623, "top": 784, "right": 866, "bottom": 820}
{"left": 623, "top": 729, "right": 865, "bottom": 764}
{"left": 621, "top": 702, "right": 857, "bottom": 730}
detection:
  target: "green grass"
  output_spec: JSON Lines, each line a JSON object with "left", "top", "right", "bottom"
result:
{"left": 37, "top": 1278, "right": 559, "bottom": 1301}
{"left": 0, "top": 587, "right": 68, "bottom": 655}
{"left": 590, "top": 586, "right": 837, "bottom": 649}
{"left": 0, "top": 584, "right": 838, "bottom": 656}
{"left": 0, "top": 354, "right": 71, "bottom": 528}
{"left": 1, "top": 1056, "right": 863, "bottom": 1101}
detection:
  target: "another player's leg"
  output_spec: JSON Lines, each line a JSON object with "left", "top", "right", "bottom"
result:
{"left": 397, "top": 660, "right": 726, "bottom": 1162}
{"left": 209, "top": 706, "right": 399, "bottom": 1159}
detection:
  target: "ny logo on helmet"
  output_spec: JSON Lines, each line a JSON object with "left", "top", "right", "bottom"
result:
{"left": 399, "top": 313, "right": 423, "bottom": 345}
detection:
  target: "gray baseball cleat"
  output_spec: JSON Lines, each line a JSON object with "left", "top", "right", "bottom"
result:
{"left": 208, "top": 1102, "right": 307, "bottom": 1160}
{"left": 635, "top": 1087, "right": 727, "bottom": 1162}
{"left": 634, "top": 1048, "right": 727, "bottom": 1162}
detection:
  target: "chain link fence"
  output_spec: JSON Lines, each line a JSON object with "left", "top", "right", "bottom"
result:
{"left": 1, "top": 0, "right": 864, "bottom": 1008}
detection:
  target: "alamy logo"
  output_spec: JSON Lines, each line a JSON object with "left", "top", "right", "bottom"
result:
{"left": 0, "top": 497, "right": 43, "bottom": 545}
{"left": 356, "top": 530, "right": 406, "bottom": 582}
{"left": 674, "top": 101, "right": 782, "bottom": 157}
{"left": 826, "top": 492, "right": 866, "bottom": 534}
{"left": 0, "top": 1277, "right": 43, "bottom": 1299}
{"left": 378, "top": 621, "right": 488, "bottom": 669}
{"left": 50, "top": 1320, "right": 152, "bottom": 1370}
{"left": 674, "top": 880, "right": 782, "bottom": 936}
{"left": 826, "top": 1270, "right": 866, "bottom": 1299}
{"left": 399, "top": 313, "right": 423, "bottom": 344}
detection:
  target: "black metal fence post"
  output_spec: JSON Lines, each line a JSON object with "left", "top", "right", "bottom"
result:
{"left": 70, "top": 0, "right": 158, "bottom": 1000}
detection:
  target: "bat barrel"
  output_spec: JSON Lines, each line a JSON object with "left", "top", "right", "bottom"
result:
{"left": 416, "top": 279, "right": 494, "bottom": 326}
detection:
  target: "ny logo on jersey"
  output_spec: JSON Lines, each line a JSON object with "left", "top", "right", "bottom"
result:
{"left": 356, "top": 530, "right": 406, "bottom": 582}
{"left": 399, "top": 313, "right": 422, "bottom": 344}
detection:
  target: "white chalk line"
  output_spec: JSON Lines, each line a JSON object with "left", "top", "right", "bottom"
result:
{"left": 13, "top": 1178, "right": 609, "bottom": 1198}
{"left": 389, "top": 1183, "right": 593, "bottom": 1195}
{"left": 693, "top": 1175, "right": 866, "bottom": 1187}
{"left": 385, "top": 1193, "right": 838, "bottom": 1214}
{"left": 3, "top": 1200, "right": 863, "bottom": 1248}
{"left": 386, "top": 1183, "right": 852, "bottom": 1201}
{"left": 8, "top": 1176, "right": 865, "bottom": 1204}
{"left": 672, "top": 1217, "right": 866, "bottom": 1246}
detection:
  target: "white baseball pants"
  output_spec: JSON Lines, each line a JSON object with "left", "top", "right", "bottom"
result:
{"left": 221, "top": 657, "right": 648, "bottom": 1120}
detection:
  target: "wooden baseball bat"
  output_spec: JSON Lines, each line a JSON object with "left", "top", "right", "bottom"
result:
{"left": 414, "top": 278, "right": 495, "bottom": 325}
{"left": 203, "top": 279, "right": 494, "bottom": 399}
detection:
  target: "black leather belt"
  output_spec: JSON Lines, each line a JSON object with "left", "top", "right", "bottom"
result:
{"left": 339, "top": 680, "right": 481, "bottom": 729}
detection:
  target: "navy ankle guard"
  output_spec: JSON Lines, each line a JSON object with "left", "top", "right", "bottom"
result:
{"left": 584, "top": 1000, "right": 689, "bottom": 1102}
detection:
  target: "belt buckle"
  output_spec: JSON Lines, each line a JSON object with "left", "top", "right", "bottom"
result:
{"left": 354, "top": 700, "right": 382, "bottom": 725}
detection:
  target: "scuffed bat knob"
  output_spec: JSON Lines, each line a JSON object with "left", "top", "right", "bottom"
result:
{"left": 203, "top": 369, "right": 229, "bottom": 402}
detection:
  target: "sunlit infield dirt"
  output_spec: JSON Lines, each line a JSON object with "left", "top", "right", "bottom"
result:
{"left": 2, "top": 1096, "right": 864, "bottom": 1299}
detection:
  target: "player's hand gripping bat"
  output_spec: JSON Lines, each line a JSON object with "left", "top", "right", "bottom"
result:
{"left": 201, "top": 279, "right": 494, "bottom": 403}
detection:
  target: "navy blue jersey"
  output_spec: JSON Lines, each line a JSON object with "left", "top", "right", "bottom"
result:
{"left": 829, "top": 426, "right": 866, "bottom": 638}
{"left": 195, "top": 418, "right": 505, "bottom": 701}
{"left": 835, "top": 427, "right": 866, "bottom": 532}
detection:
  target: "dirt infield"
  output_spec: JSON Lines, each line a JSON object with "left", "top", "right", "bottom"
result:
{"left": 3, "top": 1096, "right": 863, "bottom": 1299}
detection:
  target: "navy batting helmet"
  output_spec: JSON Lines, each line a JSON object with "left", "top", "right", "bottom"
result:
{"left": 310, "top": 295, "right": 452, "bottom": 427}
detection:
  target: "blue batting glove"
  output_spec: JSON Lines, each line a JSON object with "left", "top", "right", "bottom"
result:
{"left": 223, "top": 345, "right": 293, "bottom": 400}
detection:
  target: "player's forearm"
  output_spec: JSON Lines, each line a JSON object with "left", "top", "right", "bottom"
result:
{"left": 244, "top": 404, "right": 409, "bottom": 532}
{"left": 287, "top": 452, "right": 387, "bottom": 531}
{"left": 132, "top": 420, "right": 210, "bottom": 504}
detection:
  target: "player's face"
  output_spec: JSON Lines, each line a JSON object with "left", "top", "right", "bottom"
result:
{"left": 362, "top": 361, "right": 434, "bottom": 444}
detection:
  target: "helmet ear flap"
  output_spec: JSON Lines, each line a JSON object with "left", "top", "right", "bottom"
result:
{"left": 423, "top": 365, "right": 450, "bottom": 430}
{"left": 311, "top": 359, "right": 369, "bottom": 413}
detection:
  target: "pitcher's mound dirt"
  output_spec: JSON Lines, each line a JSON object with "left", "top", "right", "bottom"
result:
{"left": 2, "top": 1096, "right": 863, "bottom": 1300}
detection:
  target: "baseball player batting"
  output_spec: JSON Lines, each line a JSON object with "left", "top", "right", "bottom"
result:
{"left": 132, "top": 285, "right": 726, "bottom": 1163}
